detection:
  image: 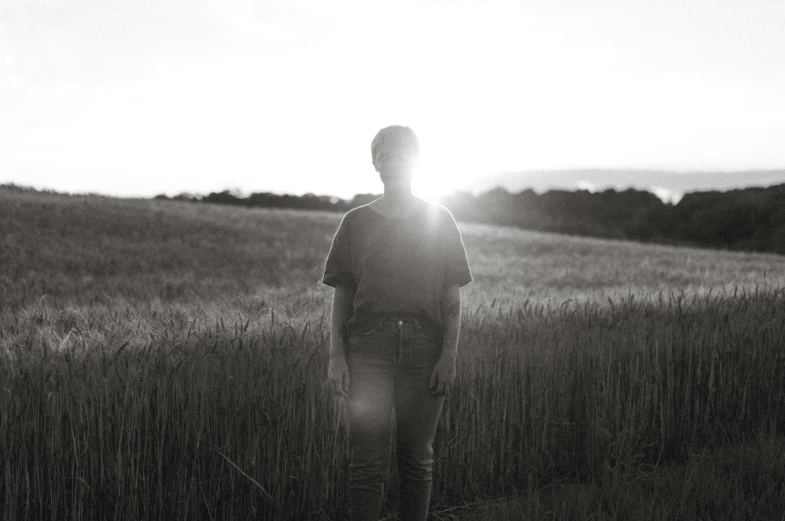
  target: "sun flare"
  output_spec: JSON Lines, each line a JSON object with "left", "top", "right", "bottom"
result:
{"left": 412, "top": 173, "right": 449, "bottom": 202}
{"left": 410, "top": 153, "right": 461, "bottom": 203}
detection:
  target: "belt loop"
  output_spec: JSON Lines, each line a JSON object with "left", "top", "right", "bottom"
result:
{"left": 396, "top": 319, "right": 404, "bottom": 365}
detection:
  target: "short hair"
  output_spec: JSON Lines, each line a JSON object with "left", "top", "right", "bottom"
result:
{"left": 370, "top": 125, "right": 421, "bottom": 165}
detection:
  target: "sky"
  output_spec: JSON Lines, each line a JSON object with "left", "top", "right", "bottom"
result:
{"left": 1, "top": 0, "right": 784, "bottom": 201}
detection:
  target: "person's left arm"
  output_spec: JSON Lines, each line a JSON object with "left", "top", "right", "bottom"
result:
{"left": 429, "top": 283, "right": 461, "bottom": 396}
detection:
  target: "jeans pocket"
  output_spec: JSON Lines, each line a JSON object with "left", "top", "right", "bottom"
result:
{"left": 415, "top": 321, "right": 442, "bottom": 344}
{"left": 349, "top": 321, "right": 382, "bottom": 338}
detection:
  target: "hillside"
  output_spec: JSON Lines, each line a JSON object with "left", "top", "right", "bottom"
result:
{"left": 153, "top": 178, "right": 785, "bottom": 255}
{"left": 460, "top": 168, "right": 785, "bottom": 201}
{"left": 3, "top": 185, "right": 785, "bottom": 314}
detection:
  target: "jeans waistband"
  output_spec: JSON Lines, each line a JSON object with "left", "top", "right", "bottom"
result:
{"left": 379, "top": 316, "right": 419, "bottom": 325}
{"left": 345, "top": 314, "right": 442, "bottom": 340}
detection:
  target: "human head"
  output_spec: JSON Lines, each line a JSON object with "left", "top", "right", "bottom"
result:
{"left": 370, "top": 125, "right": 421, "bottom": 183}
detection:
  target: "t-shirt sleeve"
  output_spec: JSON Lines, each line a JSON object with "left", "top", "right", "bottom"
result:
{"left": 322, "top": 214, "right": 355, "bottom": 289}
{"left": 441, "top": 210, "right": 473, "bottom": 287}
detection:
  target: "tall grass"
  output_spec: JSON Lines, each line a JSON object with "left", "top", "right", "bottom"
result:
{"left": 2, "top": 288, "right": 784, "bottom": 519}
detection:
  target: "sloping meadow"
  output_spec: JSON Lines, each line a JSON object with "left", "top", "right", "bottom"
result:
{"left": 2, "top": 187, "right": 785, "bottom": 519}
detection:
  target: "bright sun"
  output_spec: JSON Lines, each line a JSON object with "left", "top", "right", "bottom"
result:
{"left": 410, "top": 154, "right": 456, "bottom": 203}
{"left": 412, "top": 174, "right": 446, "bottom": 202}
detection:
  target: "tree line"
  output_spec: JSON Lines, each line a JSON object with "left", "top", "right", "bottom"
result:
{"left": 156, "top": 182, "right": 780, "bottom": 255}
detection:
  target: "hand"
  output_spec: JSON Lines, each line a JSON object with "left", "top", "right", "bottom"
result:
{"left": 326, "top": 354, "right": 350, "bottom": 398}
{"left": 429, "top": 353, "right": 456, "bottom": 397}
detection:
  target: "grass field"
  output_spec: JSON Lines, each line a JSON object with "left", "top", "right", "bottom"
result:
{"left": 2, "top": 185, "right": 785, "bottom": 520}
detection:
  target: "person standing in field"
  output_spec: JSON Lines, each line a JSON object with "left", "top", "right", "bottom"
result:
{"left": 322, "top": 125, "right": 473, "bottom": 521}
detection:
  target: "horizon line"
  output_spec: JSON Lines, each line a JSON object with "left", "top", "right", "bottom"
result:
{"left": 4, "top": 172, "right": 785, "bottom": 204}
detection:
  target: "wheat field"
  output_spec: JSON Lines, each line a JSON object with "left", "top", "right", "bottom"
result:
{"left": 2, "top": 186, "right": 785, "bottom": 520}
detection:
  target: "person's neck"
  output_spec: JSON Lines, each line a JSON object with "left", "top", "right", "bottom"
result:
{"left": 381, "top": 186, "right": 415, "bottom": 208}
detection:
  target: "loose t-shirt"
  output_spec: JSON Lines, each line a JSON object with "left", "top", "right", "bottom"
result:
{"left": 321, "top": 202, "right": 472, "bottom": 339}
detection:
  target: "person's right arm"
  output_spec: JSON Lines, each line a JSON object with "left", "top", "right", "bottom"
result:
{"left": 327, "top": 285, "right": 354, "bottom": 398}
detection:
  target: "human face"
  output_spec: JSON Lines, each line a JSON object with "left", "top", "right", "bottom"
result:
{"left": 374, "top": 147, "right": 419, "bottom": 186}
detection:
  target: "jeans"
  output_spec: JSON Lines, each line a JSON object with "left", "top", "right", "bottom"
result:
{"left": 344, "top": 315, "right": 445, "bottom": 521}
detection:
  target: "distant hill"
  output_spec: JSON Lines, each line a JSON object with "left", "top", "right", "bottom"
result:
{"left": 3, "top": 183, "right": 785, "bottom": 314}
{"left": 5, "top": 179, "right": 785, "bottom": 255}
{"left": 458, "top": 169, "right": 785, "bottom": 204}
{"left": 440, "top": 182, "right": 785, "bottom": 255}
